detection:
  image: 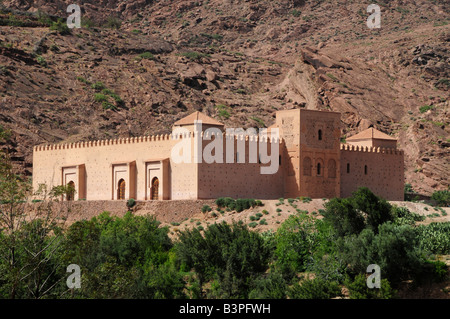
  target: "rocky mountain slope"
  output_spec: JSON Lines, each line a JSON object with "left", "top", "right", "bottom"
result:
{"left": 0, "top": 0, "right": 448, "bottom": 195}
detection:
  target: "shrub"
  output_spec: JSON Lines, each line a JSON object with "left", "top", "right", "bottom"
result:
{"left": 417, "top": 222, "right": 450, "bottom": 254}
{"left": 176, "top": 222, "right": 271, "bottom": 298}
{"left": 50, "top": 18, "right": 71, "bottom": 35}
{"left": 276, "top": 208, "right": 282, "bottom": 213}
{"left": 137, "top": 52, "right": 155, "bottom": 61}
{"left": 104, "top": 17, "right": 122, "bottom": 29}
{"left": 289, "top": 278, "right": 342, "bottom": 299}
{"left": 339, "top": 222, "right": 425, "bottom": 286}
{"left": 431, "top": 190, "right": 450, "bottom": 207}
{"left": 291, "top": 9, "right": 302, "bottom": 17}
{"left": 259, "top": 219, "right": 267, "bottom": 225}
{"left": 248, "top": 272, "right": 287, "bottom": 299}
{"left": 36, "top": 56, "right": 47, "bottom": 67}
{"left": 126, "top": 198, "right": 136, "bottom": 208}
{"left": 302, "top": 197, "right": 312, "bottom": 203}
{"left": 322, "top": 187, "right": 393, "bottom": 237}
{"left": 201, "top": 205, "right": 212, "bottom": 213}
{"left": 419, "top": 105, "right": 434, "bottom": 113}
{"left": 94, "top": 93, "right": 108, "bottom": 103}
{"left": 262, "top": 210, "right": 269, "bottom": 215}
{"left": 345, "top": 274, "right": 395, "bottom": 299}
{"left": 179, "top": 51, "right": 210, "bottom": 61}
{"left": 274, "top": 214, "right": 318, "bottom": 278}
{"left": 248, "top": 222, "right": 258, "bottom": 228}
{"left": 91, "top": 81, "right": 105, "bottom": 91}
{"left": 102, "top": 101, "right": 117, "bottom": 110}
{"left": 391, "top": 205, "right": 425, "bottom": 225}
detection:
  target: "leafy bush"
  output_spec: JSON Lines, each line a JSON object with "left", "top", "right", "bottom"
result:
{"left": 345, "top": 274, "right": 395, "bottom": 299}
{"left": 215, "top": 198, "right": 258, "bottom": 212}
{"left": 417, "top": 222, "right": 450, "bottom": 254}
{"left": 301, "top": 197, "right": 312, "bottom": 203}
{"left": 431, "top": 190, "right": 450, "bottom": 207}
{"left": 179, "top": 51, "right": 210, "bottom": 61}
{"left": 323, "top": 187, "right": 393, "bottom": 237}
{"left": 391, "top": 205, "right": 425, "bottom": 225}
{"left": 94, "top": 93, "right": 108, "bottom": 102}
{"left": 176, "top": 222, "right": 271, "bottom": 298}
{"left": 126, "top": 198, "right": 136, "bottom": 208}
{"left": 274, "top": 214, "right": 319, "bottom": 278}
{"left": 248, "top": 222, "right": 258, "bottom": 228}
{"left": 338, "top": 222, "right": 425, "bottom": 286}
{"left": 201, "top": 205, "right": 212, "bottom": 213}
{"left": 419, "top": 105, "right": 434, "bottom": 113}
{"left": 61, "top": 212, "right": 177, "bottom": 298}
{"left": 36, "top": 56, "right": 47, "bottom": 67}
{"left": 50, "top": 18, "right": 71, "bottom": 35}
{"left": 91, "top": 81, "right": 105, "bottom": 91}
{"left": 248, "top": 272, "right": 287, "bottom": 299}
{"left": 137, "top": 52, "right": 155, "bottom": 61}
{"left": 289, "top": 278, "right": 342, "bottom": 299}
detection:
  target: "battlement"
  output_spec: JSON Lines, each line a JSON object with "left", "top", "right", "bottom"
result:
{"left": 33, "top": 134, "right": 173, "bottom": 152}
{"left": 34, "top": 131, "right": 283, "bottom": 152}
{"left": 340, "top": 144, "right": 403, "bottom": 155}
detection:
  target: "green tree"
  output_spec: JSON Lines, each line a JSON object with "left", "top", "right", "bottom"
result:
{"left": 273, "top": 213, "right": 319, "bottom": 279}
{"left": 322, "top": 197, "right": 365, "bottom": 237}
{"left": 0, "top": 152, "right": 69, "bottom": 299}
{"left": 62, "top": 212, "right": 183, "bottom": 299}
{"left": 322, "top": 187, "right": 393, "bottom": 237}
{"left": 176, "top": 221, "right": 271, "bottom": 298}
{"left": 338, "top": 222, "right": 425, "bottom": 286}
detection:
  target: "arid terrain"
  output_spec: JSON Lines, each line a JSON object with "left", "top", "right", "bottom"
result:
{"left": 0, "top": 0, "right": 449, "bottom": 195}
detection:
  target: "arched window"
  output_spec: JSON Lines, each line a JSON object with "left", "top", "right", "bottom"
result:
{"left": 364, "top": 165, "right": 368, "bottom": 175}
{"left": 67, "top": 181, "right": 75, "bottom": 201}
{"left": 303, "top": 157, "right": 312, "bottom": 176}
{"left": 318, "top": 129, "right": 323, "bottom": 141}
{"left": 317, "top": 163, "right": 322, "bottom": 176}
{"left": 151, "top": 177, "right": 159, "bottom": 200}
{"left": 117, "top": 179, "right": 126, "bottom": 200}
{"left": 328, "top": 159, "right": 336, "bottom": 178}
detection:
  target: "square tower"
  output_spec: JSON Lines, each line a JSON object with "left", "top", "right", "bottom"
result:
{"left": 275, "top": 109, "right": 341, "bottom": 198}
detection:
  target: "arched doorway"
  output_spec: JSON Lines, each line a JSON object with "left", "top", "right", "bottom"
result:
{"left": 67, "top": 181, "right": 75, "bottom": 201}
{"left": 151, "top": 177, "right": 159, "bottom": 200}
{"left": 117, "top": 179, "right": 126, "bottom": 200}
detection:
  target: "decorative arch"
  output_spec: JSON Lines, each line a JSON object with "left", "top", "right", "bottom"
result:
{"left": 328, "top": 159, "right": 336, "bottom": 178}
{"left": 117, "top": 179, "right": 126, "bottom": 200}
{"left": 316, "top": 158, "right": 324, "bottom": 177}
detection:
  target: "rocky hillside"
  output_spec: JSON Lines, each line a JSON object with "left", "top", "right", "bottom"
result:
{"left": 0, "top": 0, "right": 448, "bottom": 195}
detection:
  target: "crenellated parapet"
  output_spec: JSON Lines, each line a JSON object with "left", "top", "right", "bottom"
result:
{"left": 33, "top": 131, "right": 284, "bottom": 152}
{"left": 340, "top": 144, "right": 404, "bottom": 155}
{"left": 33, "top": 134, "right": 173, "bottom": 152}
{"left": 172, "top": 131, "right": 283, "bottom": 144}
